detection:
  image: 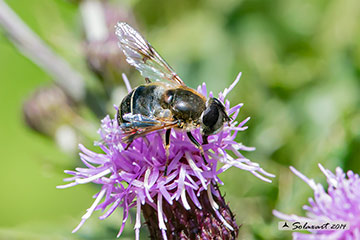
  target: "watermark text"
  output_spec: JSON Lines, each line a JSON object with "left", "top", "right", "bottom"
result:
{"left": 278, "top": 221, "right": 349, "bottom": 231}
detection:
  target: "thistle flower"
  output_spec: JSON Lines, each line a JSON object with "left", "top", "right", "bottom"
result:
{"left": 58, "top": 73, "right": 274, "bottom": 239}
{"left": 273, "top": 164, "right": 360, "bottom": 240}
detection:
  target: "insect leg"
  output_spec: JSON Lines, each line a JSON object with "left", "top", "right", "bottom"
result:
{"left": 186, "top": 132, "right": 208, "bottom": 164}
{"left": 125, "top": 141, "right": 133, "bottom": 150}
{"left": 202, "top": 135, "right": 208, "bottom": 145}
{"left": 164, "top": 128, "right": 171, "bottom": 176}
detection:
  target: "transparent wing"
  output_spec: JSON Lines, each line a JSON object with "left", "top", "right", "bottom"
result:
{"left": 120, "top": 113, "right": 178, "bottom": 144}
{"left": 115, "top": 22, "right": 185, "bottom": 86}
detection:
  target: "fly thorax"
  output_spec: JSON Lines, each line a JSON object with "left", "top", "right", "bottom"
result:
{"left": 162, "top": 88, "right": 206, "bottom": 122}
{"left": 181, "top": 121, "right": 199, "bottom": 132}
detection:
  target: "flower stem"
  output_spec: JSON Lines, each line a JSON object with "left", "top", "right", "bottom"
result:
{"left": 0, "top": 0, "right": 85, "bottom": 101}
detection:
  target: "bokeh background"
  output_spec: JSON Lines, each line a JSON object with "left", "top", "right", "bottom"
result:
{"left": 1, "top": 0, "right": 360, "bottom": 239}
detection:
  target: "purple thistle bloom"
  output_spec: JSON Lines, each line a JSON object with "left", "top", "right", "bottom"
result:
{"left": 273, "top": 164, "right": 360, "bottom": 240}
{"left": 58, "top": 72, "right": 274, "bottom": 239}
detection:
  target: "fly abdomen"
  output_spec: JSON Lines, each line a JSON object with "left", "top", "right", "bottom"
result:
{"left": 117, "top": 89, "right": 134, "bottom": 124}
{"left": 118, "top": 84, "right": 166, "bottom": 126}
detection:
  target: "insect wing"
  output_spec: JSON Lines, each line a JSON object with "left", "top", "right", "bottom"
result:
{"left": 120, "top": 113, "right": 162, "bottom": 129}
{"left": 121, "top": 115, "right": 178, "bottom": 144}
{"left": 115, "top": 22, "right": 185, "bottom": 86}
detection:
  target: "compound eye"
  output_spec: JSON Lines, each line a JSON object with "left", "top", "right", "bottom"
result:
{"left": 202, "top": 103, "right": 219, "bottom": 128}
{"left": 201, "top": 98, "right": 228, "bottom": 136}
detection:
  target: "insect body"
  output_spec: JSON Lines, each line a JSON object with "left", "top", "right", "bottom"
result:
{"left": 115, "top": 22, "right": 230, "bottom": 173}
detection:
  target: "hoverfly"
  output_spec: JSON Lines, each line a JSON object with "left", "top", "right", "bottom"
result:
{"left": 115, "top": 22, "right": 231, "bottom": 174}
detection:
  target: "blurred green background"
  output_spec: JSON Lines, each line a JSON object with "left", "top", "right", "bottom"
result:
{"left": 1, "top": 0, "right": 359, "bottom": 239}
